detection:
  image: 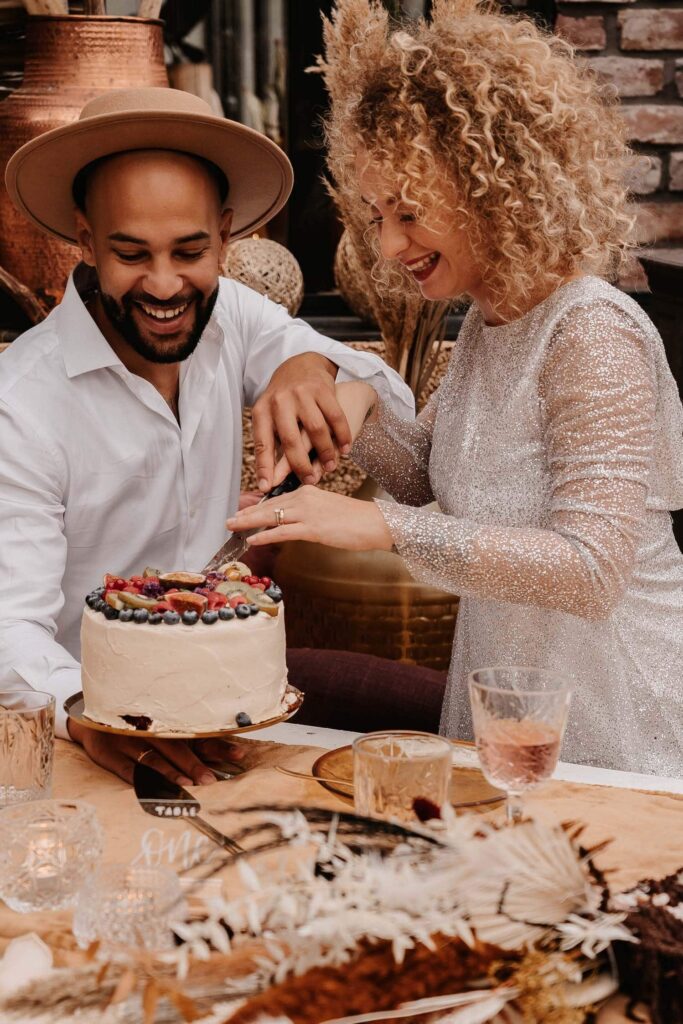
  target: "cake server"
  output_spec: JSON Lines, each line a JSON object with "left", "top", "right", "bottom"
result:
{"left": 202, "top": 449, "right": 317, "bottom": 573}
{"left": 133, "top": 761, "right": 243, "bottom": 855}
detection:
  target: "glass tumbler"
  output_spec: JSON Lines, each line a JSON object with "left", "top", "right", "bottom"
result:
{"left": 0, "top": 799, "right": 103, "bottom": 912}
{"left": 72, "top": 864, "right": 185, "bottom": 955}
{"left": 353, "top": 730, "right": 452, "bottom": 824}
{"left": 0, "top": 690, "right": 55, "bottom": 806}
{"left": 469, "top": 666, "right": 572, "bottom": 824}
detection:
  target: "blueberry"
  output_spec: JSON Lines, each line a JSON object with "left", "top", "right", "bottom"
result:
{"left": 235, "top": 711, "right": 252, "bottom": 727}
{"left": 85, "top": 593, "right": 97, "bottom": 608}
{"left": 182, "top": 610, "right": 198, "bottom": 625}
{"left": 133, "top": 609, "right": 149, "bottom": 624}
{"left": 235, "top": 604, "right": 251, "bottom": 619}
{"left": 163, "top": 611, "right": 180, "bottom": 625}
{"left": 247, "top": 603, "right": 259, "bottom": 615}
{"left": 265, "top": 586, "right": 283, "bottom": 603}
{"left": 118, "top": 609, "right": 134, "bottom": 622}
{"left": 103, "top": 605, "right": 119, "bottom": 620}
{"left": 93, "top": 586, "right": 105, "bottom": 597}
{"left": 93, "top": 599, "right": 106, "bottom": 612}
{"left": 148, "top": 613, "right": 162, "bottom": 625}
{"left": 201, "top": 610, "right": 219, "bottom": 625}
{"left": 218, "top": 607, "right": 235, "bottom": 621}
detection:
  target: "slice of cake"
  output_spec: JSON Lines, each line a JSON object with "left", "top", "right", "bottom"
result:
{"left": 80, "top": 562, "right": 288, "bottom": 733}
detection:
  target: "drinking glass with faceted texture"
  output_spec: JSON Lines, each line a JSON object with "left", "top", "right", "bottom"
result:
{"left": 0, "top": 690, "right": 55, "bottom": 806}
{"left": 353, "top": 730, "right": 452, "bottom": 824}
{"left": 73, "top": 864, "right": 184, "bottom": 956}
{"left": 0, "top": 800, "right": 103, "bottom": 912}
{"left": 468, "top": 667, "right": 572, "bottom": 824}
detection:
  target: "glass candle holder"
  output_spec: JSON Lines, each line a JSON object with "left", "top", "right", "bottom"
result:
{"left": 0, "top": 690, "right": 55, "bottom": 806}
{"left": 353, "top": 730, "right": 452, "bottom": 824}
{"left": 0, "top": 800, "right": 103, "bottom": 912}
{"left": 72, "top": 864, "right": 184, "bottom": 956}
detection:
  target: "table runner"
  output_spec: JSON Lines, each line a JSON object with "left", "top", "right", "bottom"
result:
{"left": 1, "top": 737, "right": 681, "bottom": 1020}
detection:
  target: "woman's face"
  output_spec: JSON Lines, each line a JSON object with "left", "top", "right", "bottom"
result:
{"left": 356, "top": 154, "right": 483, "bottom": 302}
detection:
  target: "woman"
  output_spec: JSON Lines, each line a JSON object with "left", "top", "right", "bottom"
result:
{"left": 229, "top": 0, "right": 683, "bottom": 775}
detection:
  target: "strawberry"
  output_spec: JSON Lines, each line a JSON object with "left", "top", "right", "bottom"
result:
{"left": 104, "top": 573, "right": 128, "bottom": 590}
{"left": 153, "top": 601, "right": 173, "bottom": 614}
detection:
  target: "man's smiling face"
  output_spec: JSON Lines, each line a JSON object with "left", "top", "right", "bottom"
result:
{"left": 74, "top": 150, "right": 232, "bottom": 364}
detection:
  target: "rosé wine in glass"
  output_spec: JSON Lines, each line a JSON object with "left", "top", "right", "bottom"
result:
{"left": 468, "top": 668, "right": 571, "bottom": 824}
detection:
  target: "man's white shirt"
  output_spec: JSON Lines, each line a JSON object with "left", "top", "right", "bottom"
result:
{"left": 0, "top": 270, "right": 413, "bottom": 736}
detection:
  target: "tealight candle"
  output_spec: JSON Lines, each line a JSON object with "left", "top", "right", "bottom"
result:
{"left": 0, "top": 800, "right": 103, "bottom": 913}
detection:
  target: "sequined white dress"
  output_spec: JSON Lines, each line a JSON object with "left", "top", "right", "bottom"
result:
{"left": 352, "top": 277, "right": 683, "bottom": 776}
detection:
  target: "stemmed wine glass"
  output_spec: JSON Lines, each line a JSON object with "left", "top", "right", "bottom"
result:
{"left": 468, "top": 667, "right": 572, "bottom": 824}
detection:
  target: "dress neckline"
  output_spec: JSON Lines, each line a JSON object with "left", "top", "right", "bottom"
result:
{"left": 477, "top": 275, "right": 600, "bottom": 337}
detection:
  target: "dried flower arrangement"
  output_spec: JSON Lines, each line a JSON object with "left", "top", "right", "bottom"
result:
{"left": 3, "top": 807, "right": 680, "bottom": 1024}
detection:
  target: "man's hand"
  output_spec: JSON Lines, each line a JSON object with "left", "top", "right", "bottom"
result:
{"left": 251, "top": 353, "right": 352, "bottom": 492}
{"left": 67, "top": 718, "right": 244, "bottom": 787}
{"left": 269, "top": 380, "right": 379, "bottom": 490}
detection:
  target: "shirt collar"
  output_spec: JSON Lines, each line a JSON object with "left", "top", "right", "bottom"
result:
{"left": 56, "top": 265, "right": 123, "bottom": 379}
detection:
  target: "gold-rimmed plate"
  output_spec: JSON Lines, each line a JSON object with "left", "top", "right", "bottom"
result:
{"left": 63, "top": 685, "right": 303, "bottom": 740}
{"left": 311, "top": 742, "right": 504, "bottom": 810}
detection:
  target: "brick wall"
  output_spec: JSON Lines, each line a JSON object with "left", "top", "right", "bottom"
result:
{"left": 554, "top": 1, "right": 683, "bottom": 277}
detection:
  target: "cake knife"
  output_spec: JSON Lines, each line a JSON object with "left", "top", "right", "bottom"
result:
{"left": 133, "top": 761, "right": 243, "bottom": 854}
{"left": 202, "top": 449, "right": 317, "bottom": 574}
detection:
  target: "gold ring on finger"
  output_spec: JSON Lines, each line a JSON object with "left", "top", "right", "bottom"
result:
{"left": 136, "top": 748, "right": 155, "bottom": 764}
{"left": 274, "top": 507, "right": 286, "bottom": 528}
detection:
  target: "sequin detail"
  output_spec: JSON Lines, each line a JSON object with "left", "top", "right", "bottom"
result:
{"left": 352, "top": 277, "right": 683, "bottom": 776}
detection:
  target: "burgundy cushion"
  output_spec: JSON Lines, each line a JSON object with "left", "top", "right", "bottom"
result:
{"left": 286, "top": 648, "right": 447, "bottom": 734}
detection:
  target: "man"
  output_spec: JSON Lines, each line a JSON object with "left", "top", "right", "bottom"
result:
{"left": 0, "top": 88, "right": 412, "bottom": 786}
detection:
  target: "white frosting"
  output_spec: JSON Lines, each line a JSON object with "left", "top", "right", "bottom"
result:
{"left": 80, "top": 605, "right": 288, "bottom": 733}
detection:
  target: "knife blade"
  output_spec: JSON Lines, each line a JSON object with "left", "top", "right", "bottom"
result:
{"left": 202, "top": 449, "right": 317, "bottom": 574}
{"left": 133, "top": 761, "right": 243, "bottom": 854}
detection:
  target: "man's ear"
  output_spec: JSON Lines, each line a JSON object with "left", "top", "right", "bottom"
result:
{"left": 74, "top": 208, "right": 97, "bottom": 267}
{"left": 218, "top": 208, "right": 234, "bottom": 266}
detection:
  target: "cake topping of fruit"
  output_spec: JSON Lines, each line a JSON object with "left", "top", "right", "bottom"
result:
{"left": 159, "top": 571, "right": 207, "bottom": 589}
{"left": 167, "top": 591, "right": 208, "bottom": 615}
{"left": 87, "top": 568, "right": 281, "bottom": 623}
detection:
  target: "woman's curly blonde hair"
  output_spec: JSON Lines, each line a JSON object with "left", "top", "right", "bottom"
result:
{"left": 317, "top": 0, "right": 635, "bottom": 318}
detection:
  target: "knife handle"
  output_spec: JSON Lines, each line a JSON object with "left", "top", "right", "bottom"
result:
{"left": 265, "top": 449, "right": 317, "bottom": 499}
{"left": 190, "top": 814, "right": 243, "bottom": 855}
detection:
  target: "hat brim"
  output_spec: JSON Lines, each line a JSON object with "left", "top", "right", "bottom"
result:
{"left": 5, "top": 110, "right": 293, "bottom": 244}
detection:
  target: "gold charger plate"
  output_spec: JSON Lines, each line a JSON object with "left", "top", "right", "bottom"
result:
{"left": 312, "top": 742, "right": 505, "bottom": 810}
{"left": 63, "top": 685, "right": 304, "bottom": 740}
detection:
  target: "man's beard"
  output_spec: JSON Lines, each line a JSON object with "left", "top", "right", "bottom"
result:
{"left": 99, "top": 285, "right": 219, "bottom": 364}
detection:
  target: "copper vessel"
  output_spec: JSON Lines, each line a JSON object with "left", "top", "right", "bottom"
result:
{"left": 0, "top": 15, "right": 168, "bottom": 308}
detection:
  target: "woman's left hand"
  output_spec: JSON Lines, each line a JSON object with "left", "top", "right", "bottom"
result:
{"left": 226, "top": 486, "right": 394, "bottom": 552}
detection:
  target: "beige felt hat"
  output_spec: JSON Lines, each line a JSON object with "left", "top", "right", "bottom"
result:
{"left": 5, "top": 87, "right": 293, "bottom": 243}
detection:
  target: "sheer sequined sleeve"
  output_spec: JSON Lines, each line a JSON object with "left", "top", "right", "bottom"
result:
{"left": 377, "top": 304, "right": 657, "bottom": 620}
{"left": 351, "top": 391, "right": 439, "bottom": 506}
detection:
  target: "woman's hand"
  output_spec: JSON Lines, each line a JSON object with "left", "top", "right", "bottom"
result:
{"left": 226, "top": 485, "right": 394, "bottom": 552}
{"left": 271, "top": 381, "right": 378, "bottom": 488}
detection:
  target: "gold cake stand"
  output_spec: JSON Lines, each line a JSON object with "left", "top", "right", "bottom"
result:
{"left": 63, "top": 685, "right": 304, "bottom": 740}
